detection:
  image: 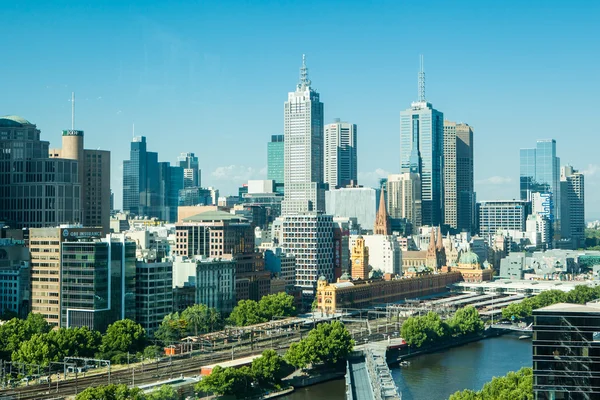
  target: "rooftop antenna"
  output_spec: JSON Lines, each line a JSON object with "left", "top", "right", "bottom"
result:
{"left": 132, "top": 123, "right": 135, "bottom": 139}
{"left": 71, "top": 92, "right": 75, "bottom": 130}
{"left": 299, "top": 54, "right": 311, "bottom": 89}
{"left": 418, "top": 55, "right": 426, "bottom": 102}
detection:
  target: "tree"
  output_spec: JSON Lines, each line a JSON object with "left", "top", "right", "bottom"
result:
{"left": 566, "top": 285, "right": 598, "bottom": 304}
{"left": 75, "top": 383, "right": 146, "bottom": 400}
{"left": 12, "top": 333, "right": 59, "bottom": 367}
{"left": 448, "top": 389, "right": 481, "bottom": 400}
{"left": 228, "top": 300, "right": 266, "bottom": 326}
{"left": 401, "top": 316, "right": 428, "bottom": 348}
{"left": 450, "top": 306, "right": 484, "bottom": 335}
{"left": 251, "top": 349, "right": 287, "bottom": 386}
{"left": 52, "top": 327, "right": 102, "bottom": 359}
{"left": 448, "top": 367, "right": 533, "bottom": 400}
{"left": 143, "top": 345, "right": 163, "bottom": 360}
{"left": 258, "top": 293, "right": 296, "bottom": 320}
{"left": 181, "top": 304, "right": 223, "bottom": 336}
{"left": 100, "top": 319, "right": 146, "bottom": 354}
{"left": 147, "top": 385, "right": 179, "bottom": 400}
{"left": 285, "top": 321, "right": 353, "bottom": 368}
{"left": 196, "top": 365, "right": 256, "bottom": 397}
{"left": 155, "top": 312, "right": 187, "bottom": 345}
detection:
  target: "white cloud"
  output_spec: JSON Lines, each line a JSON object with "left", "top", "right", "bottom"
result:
{"left": 476, "top": 176, "right": 513, "bottom": 185}
{"left": 582, "top": 164, "right": 599, "bottom": 177}
{"left": 211, "top": 165, "right": 266, "bottom": 182}
{"left": 357, "top": 168, "right": 390, "bottom": 188}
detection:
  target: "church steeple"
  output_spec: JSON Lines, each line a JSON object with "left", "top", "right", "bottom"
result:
{"left": 374, "top": 189, "right": 390, "bottom": 235}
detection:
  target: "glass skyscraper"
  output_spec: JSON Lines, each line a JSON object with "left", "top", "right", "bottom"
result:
{"left": 324, "top": 119, "right": 358, "bottom": 189}
{"left": 177, "top": 152, "right": 200, "bottom": 188}
{"left": 281, "top": 55, "right": 325, "bottom": 215}
{"left": 267, "top": 135, "right": 284, "bottom": 186}
{"left": 399, "top": 98, "right": 443, "bottom": 226}
{"left": 520, "top": 139, "right": 560, "bottom": 238}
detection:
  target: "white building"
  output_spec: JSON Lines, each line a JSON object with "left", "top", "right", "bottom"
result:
{"left": 248, "top": 180, "right": 275, "bottom": 194}
{"left": 281, "top": 55, "right": 325, "bottom": 215}
{"left": 387, "top": 173, "right": 422, "bottom": 230}
{"left": 280, "top": 213, "right": 334, "bottom": 288}
{"left": 324, "top": 119, "right": 357, "bottom": 189}
{"left": 325, "top": 187, "right": 377, "bottom": 231}
{"left": 349, "top": 234, "right": 402, "bottom": 276}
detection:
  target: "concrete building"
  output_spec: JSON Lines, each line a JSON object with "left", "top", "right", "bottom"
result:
{"left": 387, "top": 173, "right": 422, "bottom": 231}
{"left": 533, "top": 303, "right": 600, "bottom": 399}
{"left": 264, "top": 248, "right": 296, "bottom": 288}
{"left": 478, "top": 200, "right": 529, "bottom": 238}
{"left": 280, "top": 213, "right": 334, "bottom": 289}
{"left": 324, "top": 119, "right": 357, "bottom": 189}
{"left": 325, "top": 187, "right": 378, "bottom": 231}
{"left": 350, "top": 234, "right": 402, "bottom": 276}
{"left": 196, "top": 258, "right": 236, "bottom": 314}
{"left": 0, "top": 116, "right": 81, "bottom": 228}
{"left": 60, "top": 234, "right": 136, "bottom": 331}
{"left": 267, "top": 135, "right": 284, "bottom": 191}
{"left": 443, "top": 121, "right": 475, "bottom": 233}
{"left": 136, "top": 259, "right": 173, "bottom": 335}
{"left": 399, "top": 60, "right": 444, "bottom": 227}
{"left": 0, "top": 239, "right": 31, "bottom": 318}
{"left": 281, "top": 55, "right": 325, "bottom": 215}
{"left": 560, "top": 165, "right": 585, "bottom": 249}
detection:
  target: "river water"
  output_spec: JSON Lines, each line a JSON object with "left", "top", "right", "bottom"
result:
{"left": 282, "top": 335, "right": 532, "bottom": 400}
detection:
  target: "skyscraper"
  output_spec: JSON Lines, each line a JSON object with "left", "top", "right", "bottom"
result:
{"left": 399, "top": 58, "right": 444, "bottom": 226}
{"left": 560, "top": 165, "right": 585, "bottom": 248}
{"left": 443, "top": 121, "right": 475, "bottom": 233}
{"left": 387, "top": 173, "right": 422, "bottom": 230}
{"left": 177, "top": 152, "right": 200, "bottom": 188}
{"left": 520, "top": 139, "right": 561, "bottom": 239}
{"left": 281, "top": 55, "right": 325, "bottom": 215}
{"left": 267, "top": 135, "right": 284, "bottom": 190}
{"left": 324, "top": 119, "right": 357, "bottom": 189}
{"left": 123, "top": 136, "right": 183, "bottom": 222}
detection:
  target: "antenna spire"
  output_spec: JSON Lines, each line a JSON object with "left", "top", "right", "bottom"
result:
{"left": 418, "top": 55, "right": 426, "bottom": 102}
{"left": 71, "top": 92, "right": 75, "bottom": 130}
{"left": 132, "top": 123, "right": 135, "bottom": 139}
{"left": 299, "top": 54, "right": 311, "bottom": 89}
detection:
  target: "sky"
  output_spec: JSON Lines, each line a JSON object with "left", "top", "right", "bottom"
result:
{"left": 2, "top": 0, "right": 599, "bottom": 219}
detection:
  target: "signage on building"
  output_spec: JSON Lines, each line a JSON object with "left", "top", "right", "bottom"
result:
{"left": 61, "top": 228, "right": 103, "bottom": 241}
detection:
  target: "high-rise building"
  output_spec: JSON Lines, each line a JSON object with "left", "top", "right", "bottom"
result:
{"left": 61, "top": 235, "right": 136, "bottom": 332}
{"left": 136, "top": 259, "right": 173, "bottom": 335}
{"left": 533, "top": 302, "right": 600, "bottom": 398}
{"left": 177, "top": 152, "right": 201, "bottom": 188}
{"left": 520, "top": 139, "right": 561, "bottom": 239}
{"left": 0, "top": 238, "right": 31, "bottom": 318}
{"left": 387, "top": 173, "right": 422, "bottom": 231}
{"left": 325, "top": 187, "right": 378, "bottom": 231}
{"left": 123, "top": 136, "right": 184, "bottom": 222}
{"left": 281, "top": 55, "right": 325, "bottom": 215}
{"left": 324, "top": 119, "right": 357, "bottom": 189}
{"left": 477, "top": 200, "right": 529, "bottom": 238}
{"left": 443, "top": 121, "right": 475, "bottom": 233}
{"left": 280, "top": 213, "right": 334, "bottom": 289}
{"left": 267, "top": 135, "right": 284, "bottom": 191}
{"left": 195, "top": 258, "right": 236, "bottom": 314}
{"left": 560, "top": 165, "right": 585, "bottom": 249}
{"left": 0, "top": 116, "right": 81, "bottom": 228}
{"left": 399, "top": 59, "right": 444, "bottom": 226}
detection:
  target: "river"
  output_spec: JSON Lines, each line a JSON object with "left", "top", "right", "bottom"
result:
{"left": 282, "top": 335, "right": 532, "bottom": 400}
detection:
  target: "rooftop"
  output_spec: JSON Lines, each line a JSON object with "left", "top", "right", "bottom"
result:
{"left": 183, "top": 210, "right": 248, "bottom": 223}
{"left": 536, "top": 302, "right": 600, "bottom": 313}
{"left": 0, "top": 115, "right": 33, "bottom": 127}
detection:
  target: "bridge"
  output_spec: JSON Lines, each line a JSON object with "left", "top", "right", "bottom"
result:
{"left": 346, "top": 340, "right": 403, "bottom": 400}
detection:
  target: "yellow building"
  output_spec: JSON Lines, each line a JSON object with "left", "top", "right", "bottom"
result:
{"left": 350, "top": 236, "right": 369, "bottom": 280}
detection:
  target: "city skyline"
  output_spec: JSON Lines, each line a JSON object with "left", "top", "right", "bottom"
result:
{"left": 1, "top": 1, "right": 599, "bottom": 218}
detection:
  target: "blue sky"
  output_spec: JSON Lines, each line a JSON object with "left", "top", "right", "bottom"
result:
{"left": 2, "top": 0, "right": 599, "bottom": 219}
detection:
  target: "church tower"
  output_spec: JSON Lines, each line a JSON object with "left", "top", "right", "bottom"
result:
{"left": 351, "top": 235, "right": 370, "bottom": 280}
{"left": 374, "top": 189, "right": 390, "bottom": 235}
{"left": 436, "top": 226, "right": 447, "bottom": 267}
{"left": 425, "top": 227, "right": 438, "bottom": 269}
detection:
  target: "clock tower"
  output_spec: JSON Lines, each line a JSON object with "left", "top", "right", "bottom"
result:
{"left": 351, "top": 236, "right": 370, "bottom": 280}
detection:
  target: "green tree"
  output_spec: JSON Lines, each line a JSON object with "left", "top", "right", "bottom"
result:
{"left": 181, "top": 304, "right": 223, "bottom": 336}
{"left": 285, "top": 321, "right": 353, "bottom": 368}
{"left": 258, "top": 293, "right": 296, "bottom": 320}
{"left": 143, "top": 345, "right": 163, "bottom": 360}
{"left": 448, "top": 389, "right": 481, "bottom": 400}
{"left": 228, "top": 300, "right": 266, "bottom": 326}
{"left": 565, "top": 285, "right": 597, "bottom": 304}
{"left": 155, "top": 312, "right": 187, "bottom": 345}
{"left": 400, "top": 316, "right": 428, "bottom": 348}
{"left": 251, "top": 349, "right": 287, "bottom": 386}
{"left": 448, "top": 367, "right": 533, "bottom": 400}
{"left": 196, "top": 365, "right": 256, "bottom": 397}
{"left": 75, "top": 383, "right": 146, "bottom": 400}
{"left": 450, "top": 306, "right": 484, "bottom": 335}
{"left": 12, "top": 333, "right": 59, "bottom": 367}
{"left": 147, "top": 385, "right": 179, "bottom": 400}
{"left": 52, "top": 327, "right": 102, "bottom": 359}
{"left": 100, "top": 319, "right": 146, "bottom": 354}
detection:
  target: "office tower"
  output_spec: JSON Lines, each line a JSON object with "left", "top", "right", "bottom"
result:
{"left": 0, "top": 116, "right": 81, "bottom": 227}
{"left": 195, "top": 258, "right": 236, "bottom": 314}
{"left": 387, "top": 173, "right": 422, "bottom": 231}
{"left": 350, "top": 236, "right": 369, "bottom": 280}
{"left": 477, "top": 200, "right": 529, "bottom": 238}
{"left": 324, "top": 119, "right": 357, "bottom": 189}
{"left": 560, "top": 165, "right": 585, "bottom": 248}
{"left": 123, "top": 136, "right": 184, "bottom": 222}
{"left": 533, "top": 303, "right": 600, "bottom": 398}
{"left": 29, "top": 227, "right": 103, "bottom": 327}
{"left": 280, "top": 213, "right": 334, "bottom": 289}
{"left": 333, "top": 218, "right": 351, "bottom": 280}
{"left": 268, "top": 135, "right": 284, "bottom": 192}
{"left": 399, "top": 58, "right": 444, "bottom": 226}
{"left": 281, "top": 55, "right": 325, "bottom": 215}
{"left": 349, "top": 234, "right": 402, "bottom": 276}
{"left": 177, "top": 152, "right": 201, "bottom": 188}
{"left": 325, "top": 187, "right": 378, "bottom": 231}
{"left": 0, "top": 238, "right": 31, "bottom": 318}
{"left": 374, "top": 189, "right": 391, "bottom": 235}
{"left": 443, "top": 121, "right": 475, "bottom": 233}
{"left": 520, "top": 139, "right": 561, "bottom": 239}
{"left": 136, "top": 259, "right": 173, "bottom": 335}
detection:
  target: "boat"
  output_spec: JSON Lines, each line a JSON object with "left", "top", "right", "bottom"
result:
{"left": 400, "top": 361, "right": 411, "bottom": 367}
{"left": 519, "top": 335, "right": 531, "bottom": 340}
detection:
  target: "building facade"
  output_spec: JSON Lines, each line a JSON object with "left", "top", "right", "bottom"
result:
{"left": 267, "top": 135, "right": 284, "bottom": 189}
{"left": 196, "top": 258, "right": 236, "bottom": 314}
{"left": 350, "top": 234, "right": 402, "bottom": 276}
{"left": 0, "top": 116, "right": 81, "bottom": 228}
{"left": 478, "top": 200, "right": 529, "bottom": 238}
{"left": 0, "top": 239, "right": 31, "bottom": 318}
{"left": 533, "top": 303, "right": 600, "bottom": 399}
{"left": 324, "top": 119, "right": 357, "bottom": 189}
{"left": 281, "top": 56, "right": 325, "bottom": 215}
{"left": 387, "top": 173, "right": 422, "bottom": 231}
{"left": 136, "top": 259, "right": 173, "bottom": 335}
{"left": 560, "top": 165, "right": 585, "bottom": 249}
{"left": 177, "top": 152, "right": 200, "bottom": 188}
{"left": 325, "top": 187, "right": 378, "bottom": 231}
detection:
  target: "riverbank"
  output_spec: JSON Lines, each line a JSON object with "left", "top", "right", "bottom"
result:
{"left": 388, "top": 327, "right": 506, "bottom": 364}
{"left": 282, "top": 366, "right": 345, "bottom": 388}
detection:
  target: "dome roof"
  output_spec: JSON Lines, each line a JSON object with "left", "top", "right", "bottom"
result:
{"left": 340, "top": 272, "right": 350, "bottom": 280}
{"left": 459, "top": 250, "right": 480, "bottom": 265}
{"left": 318, "top": 275, "right": 327, "bottom": 281}
{"left": 0, "top": 115, "right": 32, "bottom": 127}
